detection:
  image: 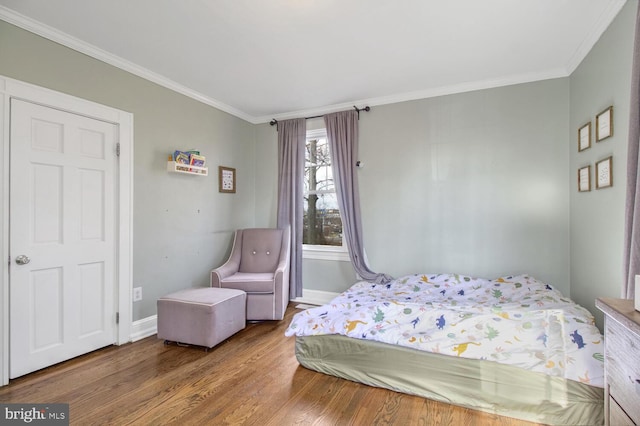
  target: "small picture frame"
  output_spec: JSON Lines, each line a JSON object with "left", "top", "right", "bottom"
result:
{"left": 578, "top": 165, "right": 591, "bottom": 192}
{"left": 596, "top": 106, "right": 613, "bottom": 142}
{"left": 219, "top": 166, "right": 236, "bottom": 193}
{"left": 578, "top": 122, "right": 591, "bottom": 152}
{"left": 595, "top": 156, "right": 612, "bottom": 189}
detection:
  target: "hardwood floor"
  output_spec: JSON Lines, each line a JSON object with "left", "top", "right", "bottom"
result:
{"left": 0, "top": 305, "right": 540, "bottom": 425}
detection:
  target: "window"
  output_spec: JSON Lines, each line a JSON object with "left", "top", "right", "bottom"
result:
{"left": 303, "top": 129, "right": 348, "bottom": 261}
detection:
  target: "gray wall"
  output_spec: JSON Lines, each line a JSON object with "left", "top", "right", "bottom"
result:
{"left": 360, "top": 79, "right": 572, "bottom": 293}
{"left": 570, "top": 0, "right": 636, "bottom": 329}
{"left": 0, "top": 21, "right": 258, "bottom": 320}
{"left": 254, "top": 122, "right": 278, "bottom": 227}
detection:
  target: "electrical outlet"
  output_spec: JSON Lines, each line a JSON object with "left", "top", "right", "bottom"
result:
{"left": 133, "top": 286, "right": 142, "bottom": 302}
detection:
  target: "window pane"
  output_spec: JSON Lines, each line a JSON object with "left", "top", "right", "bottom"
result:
{"left": 303, "top": 193, "right": 343, "bottom": 246}
{"left": 304, "top": 137, "right": 333, "bottom": 193}
{"left": 303, "top": 134, "right": 342, "bottom": 247}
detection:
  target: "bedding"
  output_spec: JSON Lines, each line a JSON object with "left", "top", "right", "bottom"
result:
{"left": 285, "top": 273, "right": 604, "bottom": 387}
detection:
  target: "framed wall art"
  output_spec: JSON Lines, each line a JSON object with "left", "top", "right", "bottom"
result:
{"left": 578, "top": 165, "right": 591, "bottom": 192}
{"left": 219, "top": 166, "right": 236, "bottom": 193}
{"left": 578, "top": 122, "right": 591, "bottom": 152}
{"left": 596, "top": 106, "right": 613, "bottom": 142}
{"left": 595, "top": 156, "right": 612, "bottom": 189}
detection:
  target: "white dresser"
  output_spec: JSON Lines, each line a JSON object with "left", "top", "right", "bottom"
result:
{"left": 596, "top": 298, "right": 640, "bottom": 426}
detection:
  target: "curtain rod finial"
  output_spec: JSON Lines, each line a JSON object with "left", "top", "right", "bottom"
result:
{"left": 270, "top": 119, "right": 278, "bottom": 126}
{"left": 353, "top": 105, "right": 371, "bottom": 115}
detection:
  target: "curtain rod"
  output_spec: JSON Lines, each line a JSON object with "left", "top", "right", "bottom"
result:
{"left": 269, "top": 106, "right": 370, "bottom": 126}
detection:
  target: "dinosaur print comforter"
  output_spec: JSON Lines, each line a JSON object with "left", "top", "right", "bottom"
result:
{"left": 285, "top": 273, "right": 604, "bottom": 387}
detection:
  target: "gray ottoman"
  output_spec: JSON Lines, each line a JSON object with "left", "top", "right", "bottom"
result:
{"left": 157, "top": 287, "right": 246, "bottom": 349}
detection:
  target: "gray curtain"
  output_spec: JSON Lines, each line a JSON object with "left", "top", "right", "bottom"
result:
{"left": 324, "top": 110, "right": 393, "bottom": 284}
{"left": 277, "top": 118, "right": 306, "bottom": 298}
{"left": 624, "top": 3, "right": 640, "bottom": 299}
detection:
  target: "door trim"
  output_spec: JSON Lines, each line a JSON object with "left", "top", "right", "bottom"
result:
{"left": 0, "top": 75, "right": 134, "bottom": 386}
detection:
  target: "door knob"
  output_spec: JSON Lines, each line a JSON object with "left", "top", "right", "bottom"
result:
{"left": 15, "top": 255, "right": 30, "bottom": 265}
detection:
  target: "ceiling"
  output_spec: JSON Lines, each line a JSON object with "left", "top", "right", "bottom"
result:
{"left": 0, "top": 0, "right": 628, "bottom": 124}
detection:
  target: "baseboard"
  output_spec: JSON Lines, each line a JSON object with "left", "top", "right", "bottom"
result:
{"left": 291, "top": 289, "right": 338, "bottom": 306}
{"left": 130, "top": 315, "right": 157, "bottom": 342}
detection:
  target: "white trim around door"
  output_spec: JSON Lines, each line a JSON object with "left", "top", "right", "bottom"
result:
{"left": 0, "top": 75, "right": 134, "bottom": 386}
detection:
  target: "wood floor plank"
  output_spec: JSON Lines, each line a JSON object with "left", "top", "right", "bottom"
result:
{"left": 0, "top": 304, "right": 541, "bottom": 425}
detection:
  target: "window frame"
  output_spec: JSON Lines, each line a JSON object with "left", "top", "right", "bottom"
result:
{"left": 302, "top": 128, "right": 349, "bottom": 262}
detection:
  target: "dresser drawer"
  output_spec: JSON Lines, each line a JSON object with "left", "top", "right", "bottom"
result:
{"left": 605, "top": 318, "right": 640, "bottom": 424}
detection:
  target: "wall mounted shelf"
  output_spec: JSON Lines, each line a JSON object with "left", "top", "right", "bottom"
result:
{"left": 167, "top": 161, "right": 208, "bottom": 176}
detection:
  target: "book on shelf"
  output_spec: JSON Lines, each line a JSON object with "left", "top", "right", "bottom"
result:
{"left": 173, "top": 150, "right": 190, "bottom": 171}
{"left": 189, "top": 154, "right": 206, "bottom": 171}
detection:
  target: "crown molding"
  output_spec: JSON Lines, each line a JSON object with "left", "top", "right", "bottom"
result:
{"left": 257, "top": 68, "right": 569, "bottom": 124}
{"left": 564, "top": 0, "right": 627, "bottom": 74}
{"left": 0, "top": 6, "right": 256, "bottom": 123}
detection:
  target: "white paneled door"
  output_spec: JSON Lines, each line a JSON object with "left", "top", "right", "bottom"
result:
{"left": 9, "top": 99, "right": 117, "bottom": 379}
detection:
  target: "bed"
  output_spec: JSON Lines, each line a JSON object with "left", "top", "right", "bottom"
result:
{"left": 285, "top": 273, "right": 605, "bottom": 425}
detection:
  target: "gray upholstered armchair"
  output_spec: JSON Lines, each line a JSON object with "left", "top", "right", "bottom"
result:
{"left": 210, "top": 227, "right": 291, "bottom": 320}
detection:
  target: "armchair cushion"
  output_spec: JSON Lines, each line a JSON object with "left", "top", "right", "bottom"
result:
{"left": 238, "top": 228, "right": 283, "bottom": 273}
{"left": 220, "top": 272, "right": 275, "bottom": 293}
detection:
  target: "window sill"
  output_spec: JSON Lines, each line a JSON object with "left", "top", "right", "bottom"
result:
{"left": 303, "top": 245, "right": 350, "bottom": 262}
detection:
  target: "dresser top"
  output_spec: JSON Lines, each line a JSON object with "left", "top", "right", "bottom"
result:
{"left": 596, "top": 298, "right": 640, "bottom": 336}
